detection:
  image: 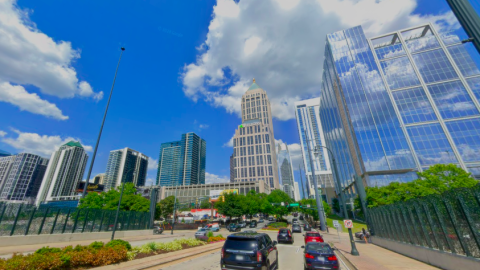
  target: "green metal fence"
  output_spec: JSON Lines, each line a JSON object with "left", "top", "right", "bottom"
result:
{"left": 368, "top": 186, "right": 480, "bottom": 259}
{"left": 0, "top": 203, "right": 151, "bottom": 237}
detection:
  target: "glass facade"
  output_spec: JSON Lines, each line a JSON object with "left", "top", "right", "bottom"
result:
{"left": 156, "top": 133, "right": 206, "bottom": 186}
{"left": 320, "top": 23, "right": 480, "bottom": 192}
{"left": 104, "top": 148, "right": 148, "bottom": 190}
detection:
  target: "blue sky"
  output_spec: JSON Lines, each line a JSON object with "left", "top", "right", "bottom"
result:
{"left": 0, "top": 0, "right": 478, "bottom": 187}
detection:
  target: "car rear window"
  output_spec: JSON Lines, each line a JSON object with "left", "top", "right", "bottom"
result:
{"left": 224, "top": 238, "right": 257, "bottom": 251}
{"left": 306, "top": 233, "right": 320, "bottom": 237}
{"left": 279, "top": 228, "right": 288, "bottom": 233}
{"left": 306, "top": 243, "right": 332, "bottom": 253}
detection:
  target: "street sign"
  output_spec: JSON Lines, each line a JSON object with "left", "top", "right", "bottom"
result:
{"left": 281, "top": 202, "right": 285, "bottom": 206}
{"left": 333, "top": 220, "right": 340, "bottom": 228}
{"left": 307, "top": 204, "right": 310, "bottom": 208}
{"left": 344, "top": 219, "right": 353, "bottom": 229}
{"left": 289, "top": 203, "right": 299, "bottom": 207}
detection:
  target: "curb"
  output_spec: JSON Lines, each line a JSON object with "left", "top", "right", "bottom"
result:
{"left": 329, "top": 242, "right": 359, "bottom": 270}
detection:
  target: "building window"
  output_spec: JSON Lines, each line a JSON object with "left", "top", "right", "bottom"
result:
{"left": 268, "top": 166, "right": 273, "bottom": 176}
{"left": 266, "top": 144, "right": 270, "bottom": 153}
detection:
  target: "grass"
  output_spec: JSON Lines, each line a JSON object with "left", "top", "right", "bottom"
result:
{"left": 326, "top": 214, "right": 365, "bottom": 233}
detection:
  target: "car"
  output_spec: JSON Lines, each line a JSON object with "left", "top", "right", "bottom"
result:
{"left": 304, "top": 224, "right": 312, "bottom": 231}
{"left": 299, "top": 215, "right": 304, "bottom": 221}
{"left": 228, "top": 223, "right": 241, "bottom": 232}
{"left": 195, "top": 228, "right": 208, "bottom": 239}
{"left": 292, "top": 218, "right": 298, "bottom": 222}
{"left": 238, "top": 221, "right": 247, "bottom": 228}
{"left": 292, "top": 224, "right": 302, "bottom": 233}
{"left": 293, "top": 213, "right": 298, "bottom": 217}
{"left": 268, "top": 217, "right": 274, "bottom": 221}
{"left": 153, "top": 225, "right": 164, "bottom": 234}
{"left": 221, "top": 232, "right": 279, "bottom": 270}
{"left": 250, "top": 220, "right": 257, "bottom": 228}
{"left": 302, "top": 242, "right": 339, "bottom": 270}
{"left": 293, "top": 220, "right": 299, "bottom": 225}
{"left": 258, "top": 219, "right": 264, "bottom": 223}
{"left": 304, "top": 232, "right": 324, "bottom": 244}
{"left": 355, "top": 231, "right": 370, "bottom": 240}
{"left": 277, "top": 228, "right": 294, "bottom": 244}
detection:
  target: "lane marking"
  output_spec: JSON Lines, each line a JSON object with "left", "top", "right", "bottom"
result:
{"left": 296, "top": 247, "right": 300, "bottom": 253}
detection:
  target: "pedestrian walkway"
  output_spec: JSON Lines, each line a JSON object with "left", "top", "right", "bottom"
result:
{"left": 322, "top": 228, "right": 440, "bottom": 270}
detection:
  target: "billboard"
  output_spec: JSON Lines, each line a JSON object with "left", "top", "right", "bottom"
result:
{"left": 209, "top": 189, "right": 238, "bottom": 202}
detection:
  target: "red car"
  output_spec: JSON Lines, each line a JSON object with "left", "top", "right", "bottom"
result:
{"left": 304, "top": 232, "right": 324, "bottom": 244}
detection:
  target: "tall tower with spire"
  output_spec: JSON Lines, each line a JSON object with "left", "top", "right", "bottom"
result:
{"left": 231, "top": 79, "right": 280, "bottom": 189}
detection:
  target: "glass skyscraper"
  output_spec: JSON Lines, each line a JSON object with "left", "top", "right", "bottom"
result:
{"left": 104, "top": 147, "right": 149, "bottom": 191}
{"left": 277, "top": 143, "right": 296, "bottom": 200}
{"left": 156, "top": 132, "right": 206, "bottom": 186}
{"left": 320, "top": 23, "right": 480, "bottom": 197}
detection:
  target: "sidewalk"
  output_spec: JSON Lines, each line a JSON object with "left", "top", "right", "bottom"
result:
{"left": 322, "top": 228, "right": 440, "bottom": 270}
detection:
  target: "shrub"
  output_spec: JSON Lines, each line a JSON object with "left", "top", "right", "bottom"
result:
{"left": 88, "top": 241, "right": 104, "bottom": 250}
{"left": 207, "top": 231, "right": 214, "bottom": 238}
{"left": 207, "top": 236, "right": 226, "bottom": 243}
{"left": 174, "top": 238, "right": 206, "bottom": 247}
{"left": 35, "top": 246, "right": 62, "bottom": 255}
{"left": 106, "top": 239, "right": 132, "bottom": 251}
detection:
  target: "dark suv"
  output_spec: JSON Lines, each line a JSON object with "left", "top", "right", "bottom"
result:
{"left": 221, "top": 232, "right": 279, "bottom": 270}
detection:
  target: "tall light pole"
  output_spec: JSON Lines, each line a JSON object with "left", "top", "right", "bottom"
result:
{"left": 304, "top": 128, "right": 327, "bottom": 231}
{"left": 111, "top": 167, "right": 135, "bottom": 240}
{"left": 171, "top": 184, "right": 178, "bottom": 235}
{"left": 83, "top": 47, "right": 126, "bottom": 198}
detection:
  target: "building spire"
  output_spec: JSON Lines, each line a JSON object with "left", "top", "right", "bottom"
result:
{"left": 253, "top": 78, "right": 256, "bottom": 83}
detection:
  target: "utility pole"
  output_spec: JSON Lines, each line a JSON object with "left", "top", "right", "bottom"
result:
{"left": 304, "top": 128, "right": 327, "bottom": 231}
{"left": 298, "top": 164, "right": 306, "bottom": 199}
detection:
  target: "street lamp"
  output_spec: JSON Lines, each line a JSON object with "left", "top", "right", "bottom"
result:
{"left": 83, "top": 47, "right": 126, "bottom": 198}
{"left": 111, "top": 167, "right": 135, "bottom": 241}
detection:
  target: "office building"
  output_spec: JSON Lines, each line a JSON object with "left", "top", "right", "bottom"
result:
{"left": 104, "top": 148, "right": 148, "bottom": 190}
{"left": 294, "top": 182, "right": 301, "bottom": 201}
{"left": 277, "top": 143, "right": 296, "bottom": 200}
{"left": 319, "top": 23, "right": 480, "bottom": 198}
{"left": 295, "top": 98, "right": 335, "bottom": 200}
{"left": 36, "top": 141, "right": 88, "bottom": 206}
{"left": 0, "top": 149, "right": 11, "bottom": 157}
{"left": 231, "top": 79, "right": 280, "bottom": 189}
{"left": 93, "top": 173, "right": 105, "bottom": 185}
{"left": 156, "top": 133, "right": 206, "bottom": 186}
{"left": 229, "top": 154, "right": 234, "bottom": 183}
{"left": 0, "top": 153, "right": 48, "bottom": 202}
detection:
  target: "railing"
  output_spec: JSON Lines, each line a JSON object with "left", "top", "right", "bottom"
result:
{"left": 0, "top": 203, "right": 151, "bottom": 237}
{"left": 368, "top": 186, "right": 480, "bottom": 259}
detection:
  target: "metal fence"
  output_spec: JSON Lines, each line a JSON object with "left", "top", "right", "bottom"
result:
{"left": 0, "top": 203, "right": 151, "bottom": 237}
{"left": 368, "top": 186, "right": 480, "bottom": 259}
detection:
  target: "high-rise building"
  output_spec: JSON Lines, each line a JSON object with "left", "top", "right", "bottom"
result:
{"left": 277, "top": 143, "right": 296, "bottom": 200}
{"left": 0, "top": 153, "right": 48, "bottom": 202}
{"left": 231, "top": 79, "right": 280, "bottom": 189}
{"left": 229, "top": 154, "right": 234, "bottom": 183}
{"left": 35, "top": 141, "right": 88, "bottom": 206}
{"left": 0, "top": 149, "right": 11, "bottom": 157}
{"left": 295, "top": 98, "right": 335, "bottom": 200}
{"left": 319, "top": 23, "right": 480, "bottom": 198}
{"left": 156, "top": 132, "right": 206, "bottom": 186}
{"left": 93, "top": 173, "right": 105, "bottom": 185}
{"left": 294, "top": 182, "right": 301, "bottom": 201}
{"left": 104, "top": 148, "right": 148, "bottom": 191}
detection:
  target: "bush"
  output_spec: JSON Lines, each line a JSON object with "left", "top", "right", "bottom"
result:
{"left": 35, "top": 246, "right": 62, "bottom": 255}
{"left": 106, "top": 239, "right": 132, "bottom": 251}
{"left": 88, "top": 241, "right": 104, "bottom": 250}
{"left": 207, "top": 236, "right": 226, "bottom": 243}
{"left": 207, "top": 231, "right": 214, "bottom": 238}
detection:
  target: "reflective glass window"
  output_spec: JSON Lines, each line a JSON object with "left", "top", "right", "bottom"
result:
{"left": 402, "top": 26, "right": 440, "bottom": 53}
{"left": 445, "top": 118, "right": 480, "bottom": 162}
{"left": 380, "top": 57, "right": 420, "bottom": 90}
{"left": 466, "top": 77, "right": 480, "bottom": 101}
{"left": 427, "top": 81, "right": 479, "bottom": 119}
{"left": 412, "top": 49, "right": 458, "bottom": 84}
{"left": 439, "top": 26, "right": 469, "bottom": 46}
{"left": 447, "top": 43, "right": 480, "bottom": 77}
{"left": 372, "top": 34, "right": 405, "bottom": 60}
{"left": 466, "top": 165, "right": 480, "bottom": 180}
{"left": 407, "top": 123, "right": 457, "bottom": 165}
{"left": 367, "top": 172, "right": 418, "bottom": 187}
{"left": 392, "top": 87, "right": 437, "bottom": 124}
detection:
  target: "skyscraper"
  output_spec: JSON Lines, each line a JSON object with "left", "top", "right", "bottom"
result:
{"left": 104, "top": 148, "right": 148, "bottom": 191}
{"left": 0, "top": 153, "right": 48, "bottom": 202}
{"left": 277, "top": 143, "right": 296, "bottom": 200}
{"left": 229, "top": 154, "right": 234, "bottom": 183}
{"left": 35, "top": 141, "right": 88, "bottom": 206}
{"left": 231, "top": 79, "right": 280, "bottom": 189}
{"left": 319, "top": 23, "right": 480, "bottom": 199}
{"left": 0, "top": 149, "right": 11, "bottom": 157}
{"left": 156, "top": 132, "right": 206, "bottom": 186}
{"left": 93, "top": 173, "right": 105, "bottom": 185}
{"left": 295, "top": 98, "right": 335, "bottom": 199}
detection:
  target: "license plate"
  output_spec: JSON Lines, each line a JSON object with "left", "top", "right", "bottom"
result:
{"left": 312, "top": 239, "right": 317, "bottom": 242}
{"left": 317, "top": 257, "right": 325, "bottom": 262}
{"left": 236, "top": 255, "right": 245, "bottom": 260}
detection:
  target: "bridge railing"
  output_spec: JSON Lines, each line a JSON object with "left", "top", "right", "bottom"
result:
{"left": 368, "top": 186, "right": 480, "bottom": 259}
{"left": 0, "top": 203, "right": 151, "bottom": 237}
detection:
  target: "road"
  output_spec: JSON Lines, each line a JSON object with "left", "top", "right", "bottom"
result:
{"left": 158, "top": 216, "right": 351, "bottom": 270}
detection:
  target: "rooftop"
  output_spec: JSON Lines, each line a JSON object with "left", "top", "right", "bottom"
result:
{"left": 63, "top": 141, "right": 83, "bottom": 148}
{"left": 247, "top": 78, "right": 261, "bottom": 91}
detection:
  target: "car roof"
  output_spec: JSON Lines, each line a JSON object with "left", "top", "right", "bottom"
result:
{"left": 227, "top": 232, "right": 266, "bottom": 239}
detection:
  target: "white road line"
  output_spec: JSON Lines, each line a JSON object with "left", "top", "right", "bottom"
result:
{"left": 296, "top": 247, "right": 300, "bottom": 253}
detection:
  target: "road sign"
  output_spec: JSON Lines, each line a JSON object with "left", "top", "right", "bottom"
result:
{"left": 289, "top": 203, "right": 299, "bottom": 207}
{"left": 344, "top": 219, "right": 353, "bottom": 229}
{"left": 333, "top": 220, "right": 340, "bottom": 228}
{"left": 281, "top": 202, "right": 284, "bottom": 206}
{"left": 307, "top": 204, "right": 310, "bottom": 208}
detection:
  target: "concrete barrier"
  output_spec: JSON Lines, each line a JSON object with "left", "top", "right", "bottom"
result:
{"left": 0, "top": 230, "right": 152, "bottom": 247}
{"left": 371, "top": 236, "right": 480, "bottom": 270}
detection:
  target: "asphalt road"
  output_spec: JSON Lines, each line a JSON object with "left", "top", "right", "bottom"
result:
{"left": 158, "top": 216, "right": 350, "bottom": 270}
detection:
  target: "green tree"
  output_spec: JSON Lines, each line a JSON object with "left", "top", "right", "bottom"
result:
{"left": 298, "top": 198, "right": 331, "bottom": 221}
{"left": 215, "top": 193, "right": 246, "bottom": 219}
{"left": 267, "top": 190, "right": 293, "bottom": 220}
{"left": 156, "top": 196, "right": 178, "bottom": 219}
{"left": 79, "top": 183, "right": 149, "bottom": 212}
{"left": 243, "top": 190, "right": 260, "bottom": 218}
{"left": 200, "top": 199, "right": 211, "bottom": 209}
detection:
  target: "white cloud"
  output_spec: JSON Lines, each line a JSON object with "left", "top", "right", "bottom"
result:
{"left": 0, "top": 130, "right": 6, "bottom": 137}
{"left": 223, "top": 133, "right": 235, "bottom": 147}
{"left": 199, "top": 124, "right": 210, "bottom": 129}
{"left": 145, "top": 177, "right": 155, "bottom": 186}
{"left": 0, "top": 0, "right": 102, "bottom": 118}
{"left": 181, "top": 0, "right": 459, "bottom": 121}
{"left": 148, "top": 157, "right": 158, "bottom": 170}
{"left": 0, "top": 82, "right": 68, "bottom": 120}
{"left": 1, "top": 129, "right": 93, "bottom": 157}
{"left": 275, "top": 139, "right": 303, "bottom": 170}
{"left": 205, "top": 172, "right": 230, "bottom": 184}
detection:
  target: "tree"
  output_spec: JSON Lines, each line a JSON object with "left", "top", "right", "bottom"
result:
{"left": 200, "top": 199, "right": 211, "bottom": 209}
{"left": 298, "top": 198, "right": 331, "bottom": 221}
{"left": 156, "top": 196, "right": 178, "bottom": 219}
{"left": 215, "top": 193, "right": 246, "bottom": 220}
{"left": 267, "top": 190, "right": 293, "bottom": 219}
{"left": 79, "top": 183, "right": 150, "bottom": 212}
{"left": 243, "top": 190, "right": 260, "bottom": 218}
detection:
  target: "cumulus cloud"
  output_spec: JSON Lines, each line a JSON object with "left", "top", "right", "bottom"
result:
{"left": 1, "top": 129, "right": 93, "bottom": 157}
{"left": 0, "top": 0, "right": 102, "bottom": 118}
{"left": 0, "top": 130, "right": 6, "bottom": 137}
{"left": 205, "top": 172, "right": 230, "bottom": 184}
{"left": 181, "top": 0, "right": 460, "bottom": 121}
{"left": 148, "top": 157, "right": 158, "bottom": 170}
{"left": 223, "top": 133, "right": 235, "bottom": 147}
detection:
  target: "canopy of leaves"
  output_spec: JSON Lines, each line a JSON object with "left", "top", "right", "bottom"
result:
{"left": 79, "top": 183, "right": 150, "bottom": 212}
{"left": 366, "top": 164, "right": 478, "bottom": 208}
{"left": 215, "top": 193, "right": 246, "bottom": 218}
{"left": 266, "top": 190, "right": 293, "bottom": 218}
{"left": 297, "top": 198, "right": 331, "bottom": 221}
{"left": 156, "top": 196, "right": 178, "bottom": 219}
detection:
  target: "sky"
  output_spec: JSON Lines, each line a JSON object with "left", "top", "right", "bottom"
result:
{"left": 0, "top": 0, "right": 479, "bottom": 189}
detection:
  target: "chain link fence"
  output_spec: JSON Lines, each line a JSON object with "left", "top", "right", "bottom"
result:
{"left": 368, "top": 186, "right": 480, "bottom": 259}
{"left": 0, "top": 203, "right": 151, "bottom": 237}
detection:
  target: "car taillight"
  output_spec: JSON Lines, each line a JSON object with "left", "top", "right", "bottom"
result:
{"left": 221, "top": 248, "right": 225, "bottom": 259}
{"left": 288, "top": 230, "right": 291, "bottom": 236}
{"left": 327, "top": 255, "right": 337, "bottom": 261}
{"left": 257, "top": 251, "right": 262, "bottom": 262}
{"left": 305, "top": 253, "right": 315, "bottom": 259}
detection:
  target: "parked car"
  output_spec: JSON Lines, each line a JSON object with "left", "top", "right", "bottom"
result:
{"left": 221, "top": 232, "right": 278, "bottom": 270}
{"left": 302, "top": 242, "right": 338, "bottom": 270}
{"left": 153, "top": 225, "right": 164, "bottom": 234}
{"left": 250, "top": 220, "right": 257, "bottom": 228}
{"left": 304, "top": 224, "right": 312, "bottom": 231}
{"left": 238, "top": 221, "right": 247, "bottom": 228}
{"left": 292, "top": 224, "right": 302, "bottom": 233}
{"left": 355, "top": 231, "right": 370, "bottom": 240}
{"left": 228, "top": 223, "right": 241, "bottom": 232}
{"left": 258, "top": 219, "right": 264, "bottom": 223}
{"left": 304, "top": 232, "right": 324, "bottom": 244}
{"left": 277, "top": 228, "right": 294, "bottom": 244}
